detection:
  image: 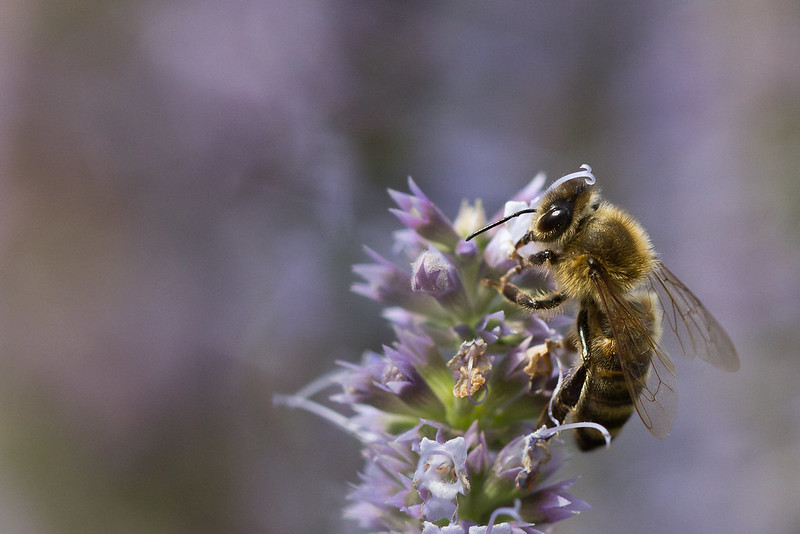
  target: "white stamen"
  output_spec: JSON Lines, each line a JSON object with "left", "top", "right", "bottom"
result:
{"left": 534, "top": 421, "right": 612, "bottom": 448}
{"left": 293, "top": 370, "right": 347, "bottom": 399}
{"left": 274, "top": 393, "right": 383, "bottom": 443}
{"left": 273, "top": 371, "right": 384, "bottom": 444}
{"left": 532, "top": 163, "right": 596, "bottom": 205}
{"left": 546, "top": 353, "right": 567, "bottom": 425}
{"left": 465, "top": 352, "right": 489, "bottom": 405}
{"left": 485, "top": 499, "right": 524, "bottom": 533}
{"left": 466, "top": 383, "right": 489, "bottom": 405}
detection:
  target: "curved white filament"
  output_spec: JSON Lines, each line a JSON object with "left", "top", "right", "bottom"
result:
{"left": 484, "top": 499, "right": 524, "bottom": 533}
{"left": 534, "top": 421, "right": 612, "bottom": 448}
{"left": 532, "top": 163, "right": 596, "bottom": 205}
{"left": 546, "top": 355, "right": 567, "bottom": 425}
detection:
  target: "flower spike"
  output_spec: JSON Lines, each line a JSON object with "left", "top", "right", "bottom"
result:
{"left": 277, "top": 172, "right": 600, "bottom": 532}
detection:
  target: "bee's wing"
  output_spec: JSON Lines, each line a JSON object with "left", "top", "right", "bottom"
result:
{"left": 592, "top": 274, "right": 678, "bottom": 439}
{"left": 647, "top": 263, "right": 740, "bottom": 372}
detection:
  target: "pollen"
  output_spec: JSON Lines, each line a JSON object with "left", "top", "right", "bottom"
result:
{"left": 447, "top": 339, "right": 492, "bottom": 400}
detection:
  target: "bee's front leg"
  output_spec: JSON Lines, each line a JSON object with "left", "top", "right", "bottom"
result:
{"left": 501, "top": 248, "right": 558, "bottom": 282}
{"left": 487, "top": 249, "right": 564, "bottom": 311}
{"left": 524, "top": 249, "right": 558, "bottom": 267}
{"left": 485, "top": 278, "right": 566, "bottom": 312}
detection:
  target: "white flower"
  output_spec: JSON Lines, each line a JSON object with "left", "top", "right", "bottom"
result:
{"left": 413, "top": 436, "right": 470, "bottom": 521}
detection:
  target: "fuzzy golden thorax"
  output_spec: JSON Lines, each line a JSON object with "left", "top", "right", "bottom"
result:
{"left": 550, "top": 202, "right": 656, "bottom": 301}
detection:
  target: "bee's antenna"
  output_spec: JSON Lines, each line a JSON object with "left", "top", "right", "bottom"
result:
{"left": 465, "top": 207, "right": 537, "bottom": 241}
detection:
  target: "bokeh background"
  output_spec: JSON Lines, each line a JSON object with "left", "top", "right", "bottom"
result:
{"left": 0, "top": 2, "right": 798, "bottom": 533}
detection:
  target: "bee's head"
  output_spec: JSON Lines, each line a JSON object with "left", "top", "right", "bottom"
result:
{"left": 531, "top": 168, "right": 599, "bottom": 244}
{"left": 465, "top": 164, "right": 598, "bottom": 244}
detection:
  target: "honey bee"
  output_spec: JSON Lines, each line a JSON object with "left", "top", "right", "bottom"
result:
{"left": 466, "top": 165, "right": 739, "bottom": 450}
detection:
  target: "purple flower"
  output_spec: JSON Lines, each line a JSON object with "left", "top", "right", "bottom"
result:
{"left": 474, "top": 310, "right": 515, "bottom": 344}
{"left": 412, "top": 436, "right": 470, "bottom": 522}
{"left": 277, "top": 171, "right": 605, "bottom": 533}
{"left": 411, "top": 247, "right": 461, "bottom": 297}
{"left": 351, "top": 247, "right": 412, "bottom": 301}
{"left": 520, "top": 478, "right": 590, "bottom": 524}
{"left": 352, "top": 246, "right": 437, "bottom": 312}
{"left": 390, "top": 177, "right": 461, "bottom": 247}
{"left": 422, "top": 522, "right": 468, "bottom": 534}
{"left": 343, "top": 432, "right": 419, "bottom": 530}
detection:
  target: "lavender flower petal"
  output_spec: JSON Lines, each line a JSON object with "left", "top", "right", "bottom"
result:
{"left": 389, "top": 177, "right": 460, "bottom": 247}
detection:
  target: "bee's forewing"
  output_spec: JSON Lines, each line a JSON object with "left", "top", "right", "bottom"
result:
{"left": 592, "top": 273, "right": 679, "bottom": 439}
{"left": 648, "top": 263, "right": 740, "bottom": 372}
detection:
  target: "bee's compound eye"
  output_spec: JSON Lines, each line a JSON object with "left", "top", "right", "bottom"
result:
{"left": 537, "top": 204, "right": 571, "bottom": 235}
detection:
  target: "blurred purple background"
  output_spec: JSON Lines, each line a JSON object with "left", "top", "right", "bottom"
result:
{"left": 0, "top": 2, "right": 798, "bottom": 533}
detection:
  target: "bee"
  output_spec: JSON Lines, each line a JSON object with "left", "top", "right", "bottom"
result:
{"left": 466, "top": 165, "right": 739, "bottom": 450}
